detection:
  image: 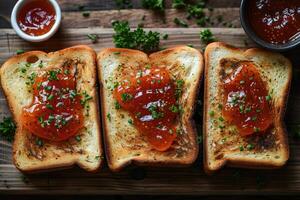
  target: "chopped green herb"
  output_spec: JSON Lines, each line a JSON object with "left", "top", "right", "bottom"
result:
{"left": 187, "top": 4, "right": 204, "bottom": 19}
{"left": 196, "top": 17, "right": 208, "bottom": 27}
{"left": 169, "top": 104, "right": 182, "bottom": 113}
{"left": 219, "top": 124, "right": 225, "bottom": 129}
{"left": 80, "top": 91, "right": 92, "bottom": 106}
{"left": 209, "top": 110, "right": 215, "bottom": 117}
{"left": 218, "top": 116, "right": 224, "bottom": 122}
{"left": 16, "top": 49, "right": 25, "bottom": 55}
{"left": 48, "top": 70, "right": 59, "bottom": 81}
{"left": 121, "top": 93, "right": 133, "bottom": 102}
{"left": 246, "top": 143, "right": 255, "bottom": 150}
{"left": 136, "top": 112, "right": 142, "bottom": 118}
{"left": 172, "top": 0, "right": 186, "bottom": 9}
{"left": 64, "top": 69, "right": 70, "bottom": 75}
{"left": 148, "top": 104, "right": 164, "bottom": 119}
{"left": 0, "top": 117, "right": 16, "bottom": 142}
{"left": 266, "top": 95, "right": 271, "bottom": 101}
{"left": 128, "top": 119, "right": 133, "bottom": 125}
{"left": 218, "top": 104, "right": 223, "bottom": 110}
{"left": 82, "top": 11, "right": 90, "bottom": 17}
{"left": 175, "top": 79, "right": 184, "bottom": 99}
{"left": 254, "top": 127, "right": 260, "bottom": 132}
{"left": 239, "top": 146, "right": 244, "bottom": 151}
{"left": 70, "top": 90, "right": 77, "bottom": 99}
{"left": 142, "top": 0, "right": 164, "bottom": 11}
{"left": 75, "top": 135, "right": 81, "bottom": 142}
{"left": 107, "top": 113, "right": 111, "bottom": 121}
{"left": 46, "top": 104, "right": 53, "bottom": 110}
{"left": 47, "top": 94, "right": 54, "bottom": 101}
{"left": 38, "top": 61, "right": 43, "bottom": 68}
{"left": 174, "top": 17, "right": 188, "bottom": 27}
{"left": 162, "top": 34, "right": 168, "bottom": 40}
{"left": 240, "top": 80, "right": 245, "bottom": 84}
{"left": 27, "top": 72, "right": 37, "bottom": 85}
{"left": 87, "top": 34, "right": 98, "bottom": 43}
{"left": 45, "top": 85, "right": 52, "bottom": 91}
{"left": 112, "top": 21, "right": 160, "bottom": 52}
{"left": 256, "top": 109, "right": 261, "bottom": 113}
{"left": 35, "top": 138, "right": 43, "bottom": 147}
{"left": 200, "top": 29, "right": 215, "bottom": 44}
{"left": 245, "top": 107, "right": 251, "bottom": 113}
{"left": 113, "top": 81, "right": 119, "bottom": 89}
{"left": 252, "top": 116, "right": 257, "bottom": 121}
{"left": 114, "top": 101, "right": 121, "bottom": 109}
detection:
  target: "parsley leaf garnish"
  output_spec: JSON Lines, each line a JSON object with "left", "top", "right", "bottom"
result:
{"left": 200, "top": 29, "right": 215, "bottom": 44}
{"left": 142, "top": 0, "right": 164, "bottom": 11}
{"left": 0, "top": 117, "right": 16, "bottom": 142}
{"left": 112, "top": 21, "right": 160, "bottom": 52}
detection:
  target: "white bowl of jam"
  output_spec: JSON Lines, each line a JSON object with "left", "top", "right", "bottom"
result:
{"left": 11, "top": 0, "right": 61, "bottom": 42}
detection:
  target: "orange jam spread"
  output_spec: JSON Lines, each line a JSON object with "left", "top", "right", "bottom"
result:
{"left": 22, "top": 68, "right": 84, "bottom": 142}
{"left": 222, "top": 61, "right": 272, "bottom": 136}
{"left": 17, "top": 0, "right": 56, "bottom": 36}
{"left": 113, "top": 66, "right": 182, "bottom": 151}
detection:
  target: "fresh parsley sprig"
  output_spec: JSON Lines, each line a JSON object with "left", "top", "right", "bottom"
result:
{"left": 0, "top": 117, "right": 16, "bottom": 142}
{"left": 142, "top": 0, "right": 164, "bottom": 11}
{"left": 112, "top": 21, "right": 160, "bottom": 52}
{"left": 200, "top": 29, "right": 215, "bottom": 44}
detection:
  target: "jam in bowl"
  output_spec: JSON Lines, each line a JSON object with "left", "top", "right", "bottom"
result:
{"left": 11, "top": 0, "right": 61, "bottom": 42}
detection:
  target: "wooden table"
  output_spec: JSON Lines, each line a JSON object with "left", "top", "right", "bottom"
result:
{"left": 1, "top": 0, "right": 300, "bottom": 196}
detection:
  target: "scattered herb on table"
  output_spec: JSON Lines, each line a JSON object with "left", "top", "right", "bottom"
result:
{"left": 174, "top": 17, "right": 188, "bottom": 27}
{"left": 172, "top": 0, "right": 186, "bottom": 9}
{"left": 162, "top": 33, "right": 168, "bottom": 40}
{"left": 112, "top": 21, "right": 160, "bottom": 52}
{"left": 200, "top": 29, "right": 215, "bottom": 44}
{"left": 87, "top": 34, "right": 98, "bottom": 43}
{"left": 115, "top": 0, "right": 133, "bottom": 9}
{"left": 142, "top": 0, "right": 164, "bottom": 11}
{"left": 16, "top": 49, "right": 25, "bottom": 55}
{"left": 0, "top": 117, "right": 16, "bottom": 142}
{"left": 82, "top": 11, "right": 90, "bottom": 17}
{"left": 77, "top": 5, "right": 85, "bottom": 11}
{"left": 187, "top": 4, "right": 204, "bottom": 19}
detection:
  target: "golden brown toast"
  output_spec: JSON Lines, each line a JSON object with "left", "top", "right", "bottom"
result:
{"left": 203, "top": 42, "right": 291, "bottom": 173}
{"left": 0, "top": 45, "right": 103, "bottom": 172}
{"left": 97, "top": 46, "right": 204, "bottom": 171}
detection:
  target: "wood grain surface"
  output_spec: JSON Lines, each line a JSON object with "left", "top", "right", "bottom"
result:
{"left": 0, "top": 28, "right": 300, "bottom": 195}
{"left": 1, "top": 0, "right": 300, "bottom": 196}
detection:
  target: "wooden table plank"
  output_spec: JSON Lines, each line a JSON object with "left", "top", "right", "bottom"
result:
{"left": 61, "top": 8, "right": 240, "bottom": 28}
{"left": 1, "top": 28, "right": 300, "bottom": 195}
{"left": 0, "top": 8, "right": 240, "bottom": 29}
{"left": 57, "top": 0, "right": 241, "bottom": 11}
{"left": 1, "top": 163, "right": 300, "bottom": 195}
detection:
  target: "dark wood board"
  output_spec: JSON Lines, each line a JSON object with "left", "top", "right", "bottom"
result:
{"left": 0, "top": 28, "right": 300, "bottom": 195}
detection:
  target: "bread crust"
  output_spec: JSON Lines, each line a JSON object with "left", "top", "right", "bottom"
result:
{"left": 0, "top": 45, "right": 103, "bottom": 173}
{"left": 203, "top": 42, "right": 291, "bottom": 173}
{"left": 97, "top": 46, "right": 203, "bottom": 171}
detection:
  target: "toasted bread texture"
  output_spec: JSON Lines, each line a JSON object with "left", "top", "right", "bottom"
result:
{"left": 0, "top": 45, "right": 103, "bottom": 172}
{"left": 204, "top": 42, "right": 291, "bottom": 173}
{"left": 97, "top": 46, "right": 203, "bottom": 171}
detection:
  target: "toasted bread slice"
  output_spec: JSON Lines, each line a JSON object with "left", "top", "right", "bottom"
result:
{"left": 97, "top": 46, "right": 203, "bottom": 171}
{"left": 0, "top": 45, "right": 103, "bottom": 172}
{"left": 203, "top": 42, "right": 291, "bottom": 173}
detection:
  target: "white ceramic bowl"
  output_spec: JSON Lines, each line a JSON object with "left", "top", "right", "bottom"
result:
{"left": 11, "top": 0, "right": 62, "bottom": 42}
